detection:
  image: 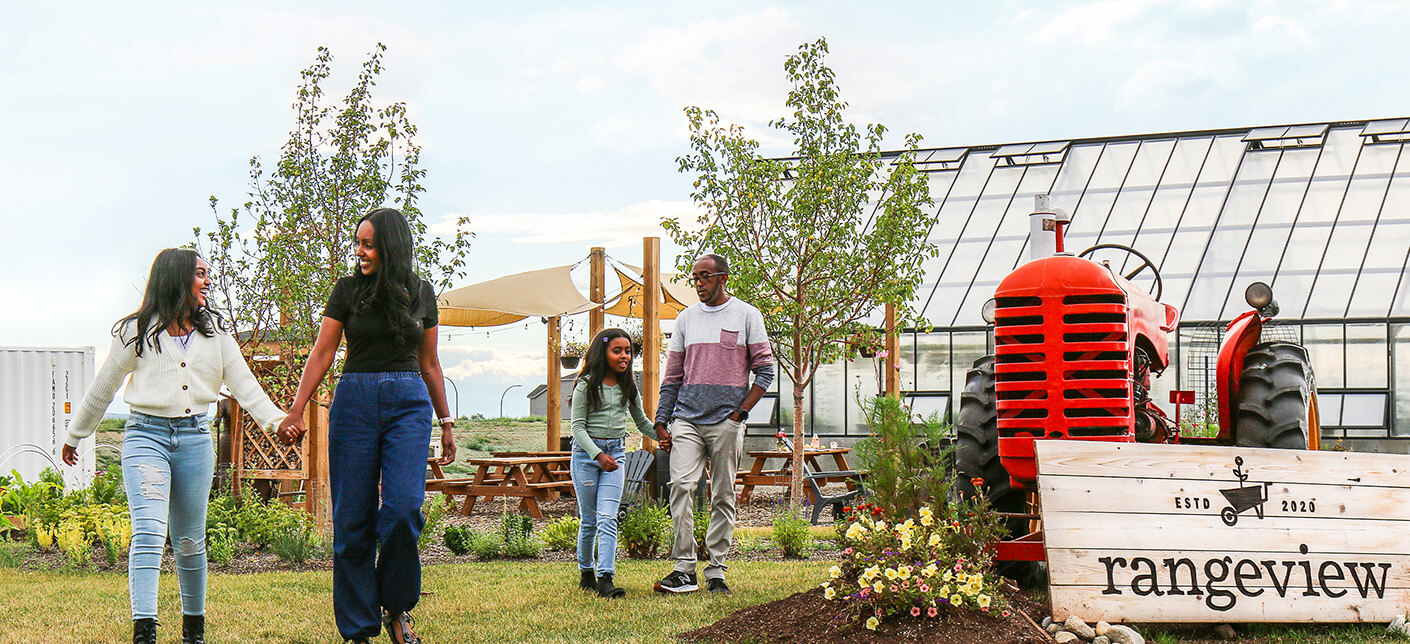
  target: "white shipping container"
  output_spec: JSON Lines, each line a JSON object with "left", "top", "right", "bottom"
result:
{"left": 0, "top": 347, "right": 96, "bottom": 488}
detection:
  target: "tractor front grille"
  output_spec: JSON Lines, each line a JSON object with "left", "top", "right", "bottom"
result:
{"left": 993, "top": 293, "right": 1132, "bottom": 442}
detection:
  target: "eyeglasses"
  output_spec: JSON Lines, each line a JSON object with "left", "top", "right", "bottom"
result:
{"left": 687, "top": 271, "right": 726, "bottom": 286}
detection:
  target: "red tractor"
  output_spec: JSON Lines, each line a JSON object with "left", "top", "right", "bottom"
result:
{"left": 955, "top": 196, "right": 1319, "bottom": 563}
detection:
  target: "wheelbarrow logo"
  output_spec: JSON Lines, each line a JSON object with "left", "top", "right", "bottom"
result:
{"left": 1219, "top": 456, "right": 1271, "bottom": 527}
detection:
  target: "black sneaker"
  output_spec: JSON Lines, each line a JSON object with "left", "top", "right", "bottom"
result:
{"left": 653, "top": 571, "right": 699, "bottom": 593}
{"left": 707, "top": 578, "right": 732, "bottom": 594}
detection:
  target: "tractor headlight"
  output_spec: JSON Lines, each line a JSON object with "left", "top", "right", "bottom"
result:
{"left": 1245, "top": 282, "right": 1274, "bottom": 308}
{"left": 981, "top": 299, "right": 997, "bottom": 324}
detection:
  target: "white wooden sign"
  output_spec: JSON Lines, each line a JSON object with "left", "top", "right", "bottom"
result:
{"left": 1035, "top": 440, "right": 1410, "bottom": 623}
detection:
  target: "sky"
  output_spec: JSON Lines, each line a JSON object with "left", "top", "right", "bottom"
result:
{"left": 4, "top": 0, "right": 1408, "bottom": 418}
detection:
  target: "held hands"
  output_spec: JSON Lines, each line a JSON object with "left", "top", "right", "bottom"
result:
{"left": 277, "top": 414, "right": 307, "bottom": 446}
{"left": 654, "top": 423, "right": 672, "bottom": 453}
{"left": 595, "top": 452, "right": 619, "bottom": 472}
{"left": 437, "top": 424, "right": 457, "bottom": 465}
{"left": 61, "top": 444, "right": 78, "bottom": 466}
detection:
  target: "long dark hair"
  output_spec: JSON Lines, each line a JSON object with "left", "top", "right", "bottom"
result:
{"left": 351, "top": 208, "right": 424, "bottom": 345}
{"left": 115, "top": 248, "right": 224, "bottom": 357}
{"left": 576, "top": 328, "right": 640, "bottom": 412}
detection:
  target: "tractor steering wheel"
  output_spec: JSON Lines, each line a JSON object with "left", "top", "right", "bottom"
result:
{"left": 1078, "top": 243, "right": 1164, "bottom": 301}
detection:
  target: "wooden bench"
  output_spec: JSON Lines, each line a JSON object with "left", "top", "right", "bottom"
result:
{"left": 426, "top": 455, "right": 573, "bottom": 519}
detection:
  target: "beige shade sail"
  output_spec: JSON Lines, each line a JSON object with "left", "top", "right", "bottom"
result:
{"left": 437, "top": 264, "right": 600, "bottom": 327}
{"left": 603, "top": 264, "right": 696, "bottom": 320}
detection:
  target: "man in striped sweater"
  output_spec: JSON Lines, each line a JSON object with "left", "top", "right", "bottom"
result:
{"left": 653, "top": 253, "right": 774, "bottom": 595}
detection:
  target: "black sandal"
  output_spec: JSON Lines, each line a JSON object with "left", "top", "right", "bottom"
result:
{"left": 385, "top": 611, "right": 421, "bottom": 644}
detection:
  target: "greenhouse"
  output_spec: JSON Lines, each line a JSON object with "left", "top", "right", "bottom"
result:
{"left": 750, "top": 118, "right": 1410, "bottom": 451}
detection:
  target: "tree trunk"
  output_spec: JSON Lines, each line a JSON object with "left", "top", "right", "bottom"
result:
{"left": 791, "top": 383, "right": 806, "bottom": 509}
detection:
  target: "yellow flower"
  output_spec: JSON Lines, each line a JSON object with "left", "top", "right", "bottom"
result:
{"left": 942, "top": 570, "right": 953, "bottom": 582}
{"left": 863, "top": 565, "right": 880, "bottom": 581}
{"left": 865, "top": 616, "right": 879, "bottom": 631}
{"left": 829, "top": 565, "right": 841, "bottom": 579}
{"left": 900, "top": 536, "right": 912, "bottom": 551}
{"left": 875, "top": 520, "right": 887, "bottom": 531}
{"left": 939, "top": 584, "right": 951, "bottom": 595}
{"left": 901, "top": 518, "right": 915, "bottom": 532}
{"left": 884, "top": 568, "right": 898, "bottom": 580}
{"left": 923, "top": 564, "right": 938, "bottom": 577}
{"left": 846, "top": 523, "right": 866, "bottom": 540}
{"left": 873, "top": 580, "right": 885, "bottom": 593}
{"left": 950, "top": 594, "right": 964, "bottom": 606}
{"left": 898, "top": 565, "right": 912, "bottom": 579}
{"left": 825, "top": 587, "right": 837, "bottom": 600}
{"left": 919, "top": 507, "right": 934, "bottom": 526}
{"left": 978, "top": 594, "right": 992, "bottom": 609}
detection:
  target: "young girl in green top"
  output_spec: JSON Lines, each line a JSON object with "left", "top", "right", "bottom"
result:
{"left": 570, "top": 328, "right": 654, "bottom": 598}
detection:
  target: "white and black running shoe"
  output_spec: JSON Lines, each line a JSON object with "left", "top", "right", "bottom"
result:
{"left": 653, "top": 571, "right": 699, "bottom": 593}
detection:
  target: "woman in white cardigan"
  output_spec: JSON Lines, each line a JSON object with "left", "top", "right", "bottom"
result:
{"left": 62, "top": 248, "right": 286, "bottom": 644}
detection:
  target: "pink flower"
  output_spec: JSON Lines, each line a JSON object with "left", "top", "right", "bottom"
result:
{"left": 890, "top": 585, "right": 899, "bottom": 593}
{"left": 901, "top": 580, "right": 909, "bottom": 589}
{"left": 844, "top": 547, "right": 853, "bottom": 555}
{"left": 927, "top": 607, "right": 938, "bottom": 618}
{"left": 860, "top": 588, "right": 869, "bottom": 598}
{"left": 910, "top": 606, "right": 921, "bottom": 617}
{"left": 919, "top": 584, "right": 930, "bottom": 592}
{"left": 876, "top": 349, "right": 890, "bottom": 358}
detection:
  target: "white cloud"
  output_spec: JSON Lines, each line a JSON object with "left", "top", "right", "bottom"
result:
{"left": 440, "top": 345, "right": 543, "bottom": 381}
{"left": 431, "top": 199, "right": 702, "bottom": 248}
{"left": 1116, "top": 60, "right": 1220, "bottom": 111}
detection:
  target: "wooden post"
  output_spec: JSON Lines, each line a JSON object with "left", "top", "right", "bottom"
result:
{"left": 589, "top": 247, "right": 605, "bottom": 340}
{"left": 885, "top": 301, "right": 901, "bottom": 398}
{"left": 304, "top": 399, "right": 332, "bottom": 533}
{"left": 642, "top": 237, "right": 661, "bottom": 451}
{"left": 228, "top": 399, "right": 245, "bottom": 495}
{"left": 547, "top": 316, "right": 562, "bottom": 452}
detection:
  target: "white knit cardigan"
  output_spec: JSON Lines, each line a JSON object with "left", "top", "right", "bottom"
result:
{"left": 65, "top": 320, "right": 287, "bottom": 447}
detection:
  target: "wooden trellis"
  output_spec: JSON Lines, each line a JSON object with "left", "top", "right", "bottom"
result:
{"left": 227, "top": 396, "right": 331, "bottom": 531}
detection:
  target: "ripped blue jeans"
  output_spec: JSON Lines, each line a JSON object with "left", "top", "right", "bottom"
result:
{"left": 571, "top": 438, "right": 626, "bottom": 574}
{"left": 121, "top": 411, "right": 214, "bottom": 620}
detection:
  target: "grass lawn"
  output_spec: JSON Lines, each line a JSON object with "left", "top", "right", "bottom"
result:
{"left": 0, "top": 559, "right": 831, "bottom": 643}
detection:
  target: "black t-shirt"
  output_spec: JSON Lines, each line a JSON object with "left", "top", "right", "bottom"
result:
{"left": 323, "top": 275, "right": 439, "bottom": 373}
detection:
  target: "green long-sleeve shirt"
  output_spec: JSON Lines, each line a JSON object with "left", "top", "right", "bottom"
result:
{"left": 570, "top": 377, "right": 654, "bottom": 458}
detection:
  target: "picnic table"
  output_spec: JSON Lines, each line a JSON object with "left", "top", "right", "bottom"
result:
{"left": 735, "top": 447, "right": 857, "bottom": 504}
{"left": 425, "top": 455, "right": 573, "bottom": 519}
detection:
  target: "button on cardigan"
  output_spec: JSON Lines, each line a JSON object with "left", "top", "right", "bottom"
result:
{"left": 65, "top": 320, "right": 287, "bottom": 447}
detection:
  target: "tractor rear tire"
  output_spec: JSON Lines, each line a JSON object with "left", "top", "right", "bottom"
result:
{"left": 954, "top": 356, "right": 1026, "bottom": 526}
{"left": 954, "top": 355, "right": 1042, "bottom": 585}
{"left": 1235, "top": 342, "right": 1315, "bottom": 449}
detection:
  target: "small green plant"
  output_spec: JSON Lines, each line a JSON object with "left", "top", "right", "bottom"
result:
{"left": 269, "top": 523, "right": 320, "bottom": 564}
{"left": 55, "top": 521, "right": 90, "bottom": 567}
{"left": 505, "top": 532, "right": 543, "bottom": 559}
{"left": 467, "top": 530, "right": 504, "bottom": 560}
{"left": 693, "top": 507, "right": 709, "bottom": 556}
{"left": 619, "top": 502, "right": 670, "bottom": 559}
{"left": 87, "top": 468, "right": 123, "bottom": 506}
{"left": 207, "top": 523, "right": 239, "bottom": 565}
{"left": 540, "top": 516, "right": 579, "bottom": 552}
{"left": 772, "top": 508, "right": 814, "bottom": 559}
{"left": 0, "top": 541, "right": 33, "bottom": 568}
{"left": 419, "top": 497, "right": 450, "bottom": 551}
{"left": 444, "top": 524, "right": 474, "bottom": 556}
{"left": 497, "top": 511, "right": 541, "bottom": 559}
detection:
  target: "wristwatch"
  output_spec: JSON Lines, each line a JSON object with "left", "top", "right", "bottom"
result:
{"left": 438, "top": 417, "right": 455, "bottom": 427}
{"left": 733, "top": 407, "right": 749, "bottom": 421}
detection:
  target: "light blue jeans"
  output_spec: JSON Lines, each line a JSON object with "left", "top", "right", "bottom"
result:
{"left": 571, "top": 437, "right": 626, "bottom": 574}
{"left": 121, "top": 411, "right": 214, "bottom": 620}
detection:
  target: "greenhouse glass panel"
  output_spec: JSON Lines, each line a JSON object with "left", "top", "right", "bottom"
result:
{"left": 906, "top": 394, "right": 950, "bottom": 424}
{"left": 1169, "top": 182, "right": 1227, "bottom": 233}
{"left": 1346, "top": 269, "right": 1401, "bottom": 318}
{"left": 1316, "top": 127, "right": 1366, "bottom": 177}
{"left": 1304, "top": 272, "right": 1358, "bottom": 319}
{"left": 1221, "top": 223, "right": 1294, "bottom": 318}
{"left": 997, "top": 164, "right": 1062, "bottom": 239}
{"left": 1393, "top": 271, "right": 1410, "bottom": 317}
{"left": 1361, "top": 221, "right": 1410, "bottom": 270}
{"left": 1219, "top": 151, "right": 1280, "bottom": 228}
{"left": 1125, "top": 139, "right": 1176, "bottom": 189}
{"left": 950, "top": 332, "right": 990, "bottom": 398}
{"left": 1277, "top": 223, "right": 1333, "bottom": 274}
{"left": 957, "top": 280, "right": 1003, "bottom": 326}
{"left": 1340, "top": 394, "right": 1386, "bottom": 428}
{"left": 921, "top": 283, "right": 969, "bottom": 327}
{"left": 958, "top": 170, "right": 1026, "bottom": 244}
{"left": 1068, "top": 189, "right": 1119, "bottom": 237}
{"left": 915, "top": 332, "right": 952, "bottom": 392}
{"left": 1271, "top": 271, "right": 1316, "bottom": 318}
{"left": 1319, "top": 393, "right": 1343, "bottom": 427}
{"left": 1303, "top": 324, "right": 1344, "bottom": 388}
{"left": 1255, "top": 150, "right": 1320, "bottom": 225}
{"left": 1316, "top": 222, "right": 1375, "bottom": 272}
{"left": 1345, "top": 323, "right": 1389, "bottom": 388}
{"left": 1161, "top": 137, "right": 1215, "bottom": 188}
{"left": 776, "top": 369, "right": 810, "bottom": 433}
{"left": 1048, "top": 143, "right": 1105, "bottom": 200}
{"left": 1201, "top": 135, "right": 1250, "bottom": 184}
{"left": 844, "top": 362, "right": 873, "bottom": 435}
{"left": 811, "top": 360, "right": 846, "bottom": 436}
{"left": 947, "top": 151, "right": 999, "bottom": 199}
{"left": 930, "top": 194, "right": 983, "bottom": 245}
{"left": 1337, "top": 167, "right": 1399, "bottom": 225}
{"left": 1393, "top": 325, "right": 1410, "bottom": 436}
{"left": 922, "top": 169, "right": 960, "bottom": 205}
{"left": 898, "top": 332, "right": 916, "bottom": 393}
{"left": 1101, "top": 186, "right": 1157, "bottom": 244}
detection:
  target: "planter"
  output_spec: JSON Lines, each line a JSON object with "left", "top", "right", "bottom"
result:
{"left": 559, "top": 356, "right": 580, "bottom": 370}
{"left": 3, "top": 514, "right": 23, "bottom": 532}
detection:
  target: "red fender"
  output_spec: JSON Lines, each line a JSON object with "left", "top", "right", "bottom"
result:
{"left": 1216, "top": 311, "right": 1263, "bottom": 440}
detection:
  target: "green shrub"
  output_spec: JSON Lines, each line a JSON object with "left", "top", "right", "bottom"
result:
{"left": 468, "top": 530, "right": 504, "bottom": 560}
{"left": 772, "top": 508, "right": 814, "bottom": 559}
{"left": 619, "top": 502, "right": 670, "bottom": 559}
{"left": 852, "top": 395, "right": 955, "bottom": 520}
{"left": 505, "top": 532, "right": 543, "bottom": 559}
{"left": 443, "top": 525, "right": 474, "bottom": 556}
{"left": 87, "top": 468, "right": 123, "bottom": 506}
{"left": 419, "top": 497, "right": 450, "bottom": 551}
{"left": 207, "top": 523, "right": 239, "bottom": 565}
{"left": 269, "top": 523, "right": 320, "bottom": 564}
{"left": 540, "top": 516, "right": 579, "bottom": 552}
{"left": 0, "top": 541, "right": 33, "bottom": 568}
{"left": 693, "top": 507, "right": 709, "bottom": 556}
{"left": 499, "top": 511, "right": 533, "bottom": 544}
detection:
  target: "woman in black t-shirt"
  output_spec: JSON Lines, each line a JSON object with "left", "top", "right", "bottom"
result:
{"left": 279, "top": 208, "right": 456, "bottom": 644}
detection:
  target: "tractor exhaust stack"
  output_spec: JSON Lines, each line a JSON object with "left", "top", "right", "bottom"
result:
{"left": 1028, "top": 194, "right": 1071, "bottom": 261}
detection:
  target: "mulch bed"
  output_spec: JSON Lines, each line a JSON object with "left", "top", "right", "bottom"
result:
{"left": 679, "top": 583, "right": 1052, "bottom": 644}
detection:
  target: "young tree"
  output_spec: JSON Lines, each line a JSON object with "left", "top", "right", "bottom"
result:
{"left": 666, "top": 38, "right": 939, "bottom": 504}
{"left": 199, "top": 43, "right": 473, "bottom": 399}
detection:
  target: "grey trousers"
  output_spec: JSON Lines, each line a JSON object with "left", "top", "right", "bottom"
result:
{"left": 668, "top": 417, "right": 745, "bottom": 580}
